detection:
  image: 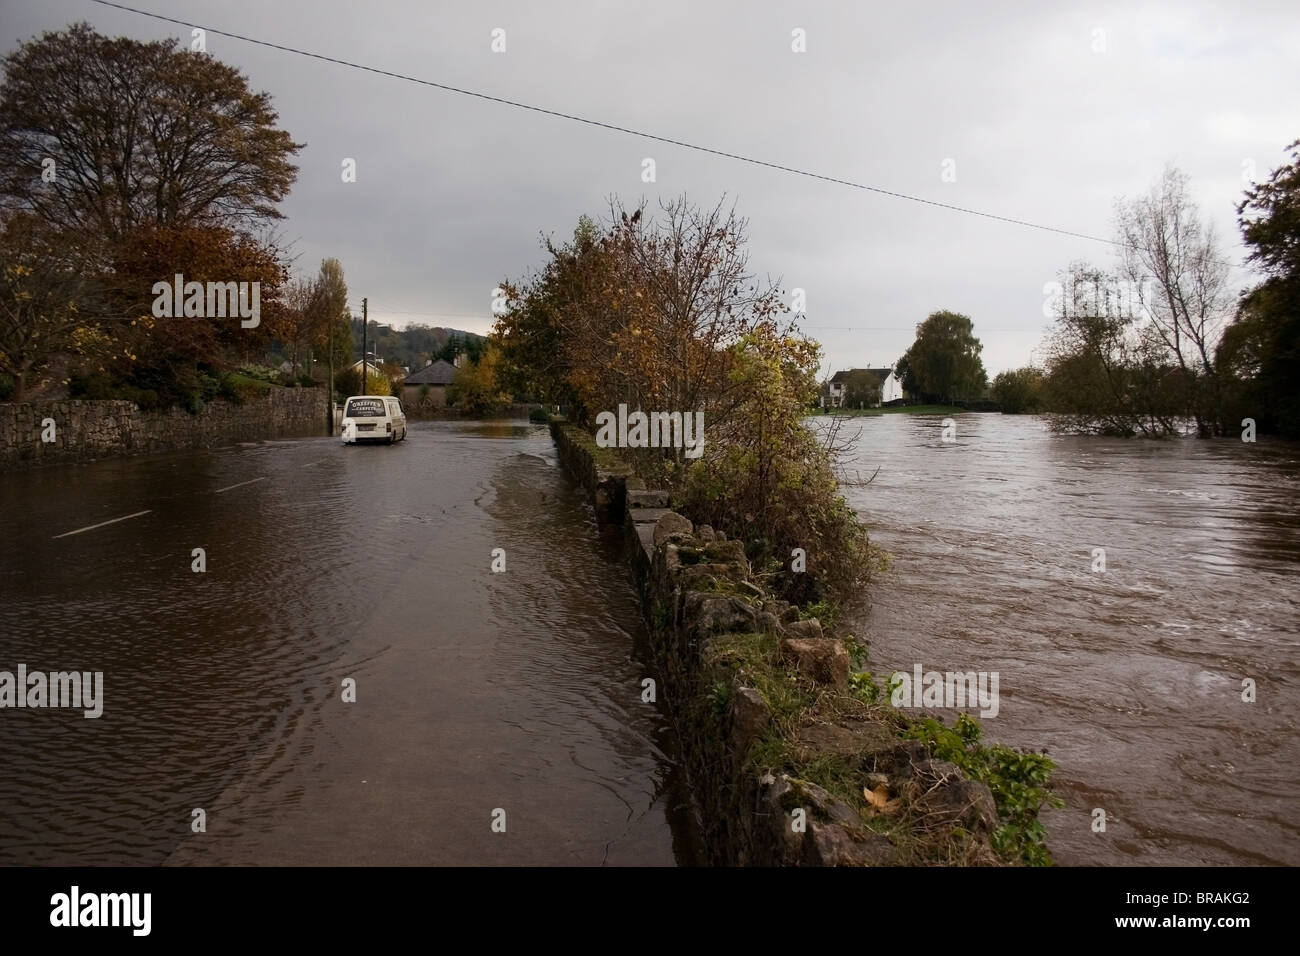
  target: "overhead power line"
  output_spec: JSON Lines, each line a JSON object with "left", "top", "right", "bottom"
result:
{"left": 89, "top": 0, "right": 1119, "bottom": 247}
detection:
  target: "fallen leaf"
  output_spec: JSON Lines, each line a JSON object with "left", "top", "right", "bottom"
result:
{"left": 864, "top": 784, "right": 903, "bottom": 815}
{"left": 864, "top": 784, "right": 891, "bottom": 809}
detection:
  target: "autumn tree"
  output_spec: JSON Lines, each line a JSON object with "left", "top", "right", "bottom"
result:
{"left": 680, "top": 323, "right": 871, "bottom": 605}
{"left": 497, "top": 196, "right": 789, "bottom": 461}
{"left": 899, "top": 310, "right": 987, "bottom": 404}
{"left": 91, "top": 223, "right": 289, "bottom": 408}
{"left": 0, "top": 210, "right": 103, "bottom": 399}
{"left": 448, "top": 345, "right": 510, "bottom": 413}
{"left": 0, "top": 22, "right": 302, "bottom": 241}
{"left": 308, "top": 258, "right": 351, "bottom": 415}
{"left": 494, "top": 195, "right": 873, "bottom": 606}
{"left": 597, "top": 196, "right": 788, "bottom": 434}
{"left": 493, "top": 215, "right": 601, "bottom": 407}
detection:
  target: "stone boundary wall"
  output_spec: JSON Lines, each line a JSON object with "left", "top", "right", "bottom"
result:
{"left": 550, "top": 419, "right": 1006, "bottom": 866}
{"left": 0, "top": 388, "right": 327, "bottom": 470}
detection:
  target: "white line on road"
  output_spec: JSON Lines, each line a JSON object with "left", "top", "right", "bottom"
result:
{"left": 52, "top": 510, "right": 152, "bottom": 539}
{"left": 213, "top": 476, "right": 268, "bottom": 494}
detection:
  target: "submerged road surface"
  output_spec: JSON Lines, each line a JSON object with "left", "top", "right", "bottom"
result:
{"left": 0, "top": 421, "right": 692, "bottom": 866}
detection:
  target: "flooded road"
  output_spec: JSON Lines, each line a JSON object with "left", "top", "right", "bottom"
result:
{"left": 0, "top": 421, "right": 691, "bottom": 866}
{"left": 838, "top": 413, "right": 1299, "bottom": 866}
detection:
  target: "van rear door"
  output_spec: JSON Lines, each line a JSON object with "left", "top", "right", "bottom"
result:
{"left": 345, "top": 397, "right": 387, "bottom": 433}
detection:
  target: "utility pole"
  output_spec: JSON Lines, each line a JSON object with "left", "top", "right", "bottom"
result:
{"left": 326, "top": 306, "right": 339, "bottom": 435}
{"left": 361, "top": 297, "right": 368, "bottom": 394}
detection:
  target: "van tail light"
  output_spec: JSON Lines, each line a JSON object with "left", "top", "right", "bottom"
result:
{"left": 386, "top": 422, "right": 392, "bottom": 432}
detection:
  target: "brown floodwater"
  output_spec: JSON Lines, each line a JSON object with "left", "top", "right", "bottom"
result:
{"left": 835, "top": 412, "right": 1299, "bottom": 866}
{"left": 0, "top": 421, "right": 693, "bottom": 866}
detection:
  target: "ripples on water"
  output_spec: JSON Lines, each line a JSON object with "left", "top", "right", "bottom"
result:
{"left": 0, "top": 422, "right": 688, "bottom": 866}
{"left": 832, "top": 413, "right": 1299, "bottom": 865}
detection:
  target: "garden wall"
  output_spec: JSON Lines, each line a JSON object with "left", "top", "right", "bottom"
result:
{"left": 0, "top": 388, "right": 326, "bottom": 470}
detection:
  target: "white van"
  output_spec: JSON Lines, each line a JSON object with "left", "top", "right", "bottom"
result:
{"left": 341, "top": 395, "right": 407, "bottom": 444}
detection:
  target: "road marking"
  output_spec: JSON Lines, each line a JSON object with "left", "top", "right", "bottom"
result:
{"left": 301, "top": 459, "right": 327, "bottom": 468}
{"left": 213, "top": 476, "right": 268, "bottom": 494}
{"left": 53, "top": 510, "right": 152, "bottom": 539}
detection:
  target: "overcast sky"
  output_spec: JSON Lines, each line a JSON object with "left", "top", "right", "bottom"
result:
{"left": 3, "top": 0, "right": 1297, "bottom": 375}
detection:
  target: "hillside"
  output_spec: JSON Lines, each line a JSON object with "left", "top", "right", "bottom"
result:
{"left": 345, "top": 320, "right": 487, "bottom": 370}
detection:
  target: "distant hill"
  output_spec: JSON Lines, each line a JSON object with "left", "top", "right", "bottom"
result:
{"left": 350, "top": 320, "right": 487, "bottom": 370}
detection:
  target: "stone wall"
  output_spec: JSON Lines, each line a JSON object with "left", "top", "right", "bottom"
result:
{"left": 0, "top": 388, "right": 327, "bottom": 470}
{"left": 550, "top": 420, "right": 1006, "bottom": 866}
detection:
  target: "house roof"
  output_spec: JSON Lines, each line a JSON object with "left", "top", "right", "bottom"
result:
{"left": 404, "top": 359, "right": 456, "bottom": 385}
{"left": 830, "top": 367, "right": 894, "bottom": 384}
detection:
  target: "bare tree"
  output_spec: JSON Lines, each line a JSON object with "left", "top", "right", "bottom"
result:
{"left": 1116, "top": 166, "right": 1232, "bottom": 435}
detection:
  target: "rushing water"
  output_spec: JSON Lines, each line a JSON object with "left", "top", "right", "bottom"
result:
{"left": 0, "top": 421, "right": 692, "bottom": 866}
{"left": 836, "top": 412, "right": 1299, "bottom": 866}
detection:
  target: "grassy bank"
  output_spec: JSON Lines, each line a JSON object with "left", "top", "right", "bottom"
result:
{"left": 704, "top": 627, "right": 1060, "bottom": 866}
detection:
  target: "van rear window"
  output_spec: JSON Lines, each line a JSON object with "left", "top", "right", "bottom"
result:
{"left": 346, "top": 398, "right": 387, "bottom": 418}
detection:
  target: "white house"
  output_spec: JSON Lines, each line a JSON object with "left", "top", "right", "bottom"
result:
{"left": 828, "top": 367, "right": 904, "bottom": 407}
{"left": 879, "top": 368, "right": 904, "bottom": 403}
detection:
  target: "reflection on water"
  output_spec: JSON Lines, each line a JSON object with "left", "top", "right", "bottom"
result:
{"left": 0, "top": 421, "right": 689, "bottom": 866}
{"left": 459, "top": 421, "right": 542, "bottom": 440}
{"left": 834, "top": 413, "right": 1300, "bottom": 865}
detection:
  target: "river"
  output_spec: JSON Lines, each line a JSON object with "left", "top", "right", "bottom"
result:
{"left": 836, "top": 412, "right": 1299, "bottom": 866}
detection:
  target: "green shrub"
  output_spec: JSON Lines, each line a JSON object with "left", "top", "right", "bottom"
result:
{"left": 0, "top": 373, "right": 14, "bottom": 401}
{"left": 235, "top": 363, "right": 280, "bottom": 384}
{"left": 334, "top": 365, "right": 361, "bottom": 398}
{"left": 674, "top": 334, "right": 874, "bottom": 610}
{"left": 902, "top": 713, "right": 1062, "bottom": 866}
{"left": 848, "top": 670, "right": 882, "bottom": 704}
{"left": 528, "top": 406, "right": 550, "bottom": 423}
{"left": 199, "top": 371, "right": 222, "bottom": 403}
{"left": 68, "top": 371, "right": 160, "bottom": 409}
{"left": 219, "top": 372, "right": 271, "bottom": 405}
